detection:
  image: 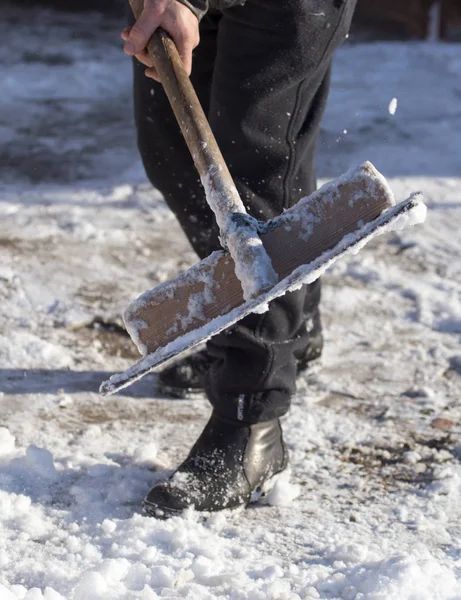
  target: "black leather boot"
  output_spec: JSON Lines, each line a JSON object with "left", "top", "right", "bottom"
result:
{"left": 157, "top": 310, "right": 323, "bottom": 396}
{"left": 156, "top": 349, "right": 211, "bottom": 396}
{"left": 142, "top": 412, "right": 288, "bottom": 517}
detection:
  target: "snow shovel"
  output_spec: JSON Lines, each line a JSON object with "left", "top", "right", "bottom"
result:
{"left": 100, "top": 8, "right": 426, "bottom": 396}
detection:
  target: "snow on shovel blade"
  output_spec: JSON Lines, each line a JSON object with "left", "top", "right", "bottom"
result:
{"left": 100, "top": 163, "right": 426, "bottom": 396}
{"left": 126, "top": 162, "right": 394, "bottom": 357}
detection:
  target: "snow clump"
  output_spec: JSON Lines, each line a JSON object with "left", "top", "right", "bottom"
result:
{"left": 388, "top": 97, "right": 398, "bottom": 115}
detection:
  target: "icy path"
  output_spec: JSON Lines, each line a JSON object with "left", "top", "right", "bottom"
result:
{"left": 0, "top": 4, "right": 461, "bottom": 599}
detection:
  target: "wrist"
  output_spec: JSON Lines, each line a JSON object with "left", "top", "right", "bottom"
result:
{"left": 176, "top": 0, "right": 208, "bottom": 21}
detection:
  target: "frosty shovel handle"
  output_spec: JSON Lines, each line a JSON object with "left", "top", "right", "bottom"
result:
{"left": 127, "top": 0, "right": 278, "bottom": 300}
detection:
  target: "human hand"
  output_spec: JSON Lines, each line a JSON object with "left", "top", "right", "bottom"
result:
{"left": 121, "top": 0, "right": 200, "bottom": 81}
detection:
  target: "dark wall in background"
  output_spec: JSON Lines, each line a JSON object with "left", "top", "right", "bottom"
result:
{"left": 354, "top": 0, "right": 433, "bottom": 39}
{"left": 354, "top": 0, "right": 461, "bottom": 40}
{"left": 14, "top": 0, "right": 461, "bottom": 40}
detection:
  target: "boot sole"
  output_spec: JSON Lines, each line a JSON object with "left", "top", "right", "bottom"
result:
{"left": 142, "top": 500, "right": 184, "bottom": 520}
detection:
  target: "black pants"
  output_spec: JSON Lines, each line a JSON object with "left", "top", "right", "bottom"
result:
{"left": 133, "top": 0, "right": 356, "bottom": 423}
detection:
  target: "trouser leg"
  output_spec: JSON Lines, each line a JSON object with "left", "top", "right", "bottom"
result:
{"left": 204, "top": 0, "right": 356, "bottom": 423}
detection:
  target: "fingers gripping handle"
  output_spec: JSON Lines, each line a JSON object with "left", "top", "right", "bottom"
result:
{"left": 127, "top": 0, "right": 278, "bottom": 300}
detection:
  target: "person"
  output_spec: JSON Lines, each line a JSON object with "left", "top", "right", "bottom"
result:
{"left": 122, "top": 0, "right": 356, "bottom": 517}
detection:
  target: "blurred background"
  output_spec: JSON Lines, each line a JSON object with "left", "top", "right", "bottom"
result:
{"left": 1, "top": 0, "right": 460, "bottom": 188}
{"left": 15, "top": 0, "right": 461, "bottom": 40}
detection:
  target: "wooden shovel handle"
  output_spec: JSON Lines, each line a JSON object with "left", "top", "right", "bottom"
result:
{"left": 128, "top": 0, "right": 241, "bottom": 206}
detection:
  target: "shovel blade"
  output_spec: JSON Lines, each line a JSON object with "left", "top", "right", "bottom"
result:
{"left": 100, "top": 163, "right": 421, "bottom": 396}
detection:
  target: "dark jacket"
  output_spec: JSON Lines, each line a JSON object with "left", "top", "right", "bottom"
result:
{"left": 178, "top": 0, "right": 245, "bottom": 20}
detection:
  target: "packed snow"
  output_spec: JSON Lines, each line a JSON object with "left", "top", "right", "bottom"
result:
{"left": 0, "top": 3, "right": 460, "bottom": 599}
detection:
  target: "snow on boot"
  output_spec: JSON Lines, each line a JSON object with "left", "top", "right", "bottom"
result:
{"left": 142, "top": 411, "right": 288, "bottom": 517}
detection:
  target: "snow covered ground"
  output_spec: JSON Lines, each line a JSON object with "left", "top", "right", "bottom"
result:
{"left": 0, "top": 3, "right": 460, "bottom": 599}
